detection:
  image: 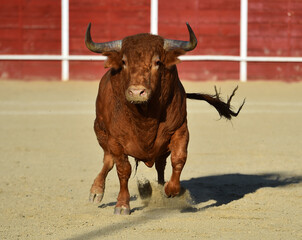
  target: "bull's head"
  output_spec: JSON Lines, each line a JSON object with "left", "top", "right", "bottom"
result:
{"left": 85, "top": 23, "right": 197, "bottom": 104}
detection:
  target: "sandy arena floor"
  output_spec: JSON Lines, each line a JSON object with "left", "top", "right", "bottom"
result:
{"left": 0, "top": 79, "right": 301, "bottom": 240}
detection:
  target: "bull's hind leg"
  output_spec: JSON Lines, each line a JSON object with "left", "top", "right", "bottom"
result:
{"left": 165, "top": 121, "right": 189, "bottom": 197}
{"left": 114, "top": 155, "right": 132, "bottom": 215}
{"left": 89, "top": 152, "right": 114, "bottom": 203}
{"left": 155, "top": 153, "right": 169, "bottom": 185}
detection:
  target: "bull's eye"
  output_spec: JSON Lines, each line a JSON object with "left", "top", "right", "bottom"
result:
{"left": 152, "top": 55, "right": 161, "bottom": 69}
{"left": 122, "top": 55, "right": 127, "bottom": 67}
{"left": 153, "top": 60, "right": 161, "bottom": 68}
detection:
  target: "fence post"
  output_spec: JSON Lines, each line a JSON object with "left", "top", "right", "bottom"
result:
{"left": 240, "top": 0, "right": 248, "bottom": 82}
{"left": 150, "top": 0, "right": 158, "bottom": 35}
{"left": 61, "top": 0, "right": 69, "bottom": 81}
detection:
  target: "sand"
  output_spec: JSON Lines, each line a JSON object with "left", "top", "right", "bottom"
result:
{"left": 0, "top": 79, "right": 301, "bottom": 240}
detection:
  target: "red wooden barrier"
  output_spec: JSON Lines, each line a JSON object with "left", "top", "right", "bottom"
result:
{"left": 0, "top": 0, "right": 301, "bottom": 81}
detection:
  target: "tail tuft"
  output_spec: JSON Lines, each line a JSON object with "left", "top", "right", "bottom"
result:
{"left": 186, "top": 86, "right": 245, "bottom": 120}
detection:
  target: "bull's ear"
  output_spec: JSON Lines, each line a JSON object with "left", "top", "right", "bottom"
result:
{"left": 102, "top": 51, "right": 122, "bottom": 69}
{"left": 164, "top": 49, "right": 186, "bottom": 67}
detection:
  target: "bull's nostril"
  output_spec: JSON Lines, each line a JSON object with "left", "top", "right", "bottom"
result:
{"left": 126, "top": 85, "right": 149, "bottom": 101}
{"left": 140, "top": 90, "right": 146, "bottom": 96}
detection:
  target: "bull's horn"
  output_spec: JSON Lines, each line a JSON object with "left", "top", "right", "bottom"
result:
{"left": 85, "top": 23, "right": 122, "bottom": 53}
{"left": 163, "top": 22, "right": 197, "bottom": 51}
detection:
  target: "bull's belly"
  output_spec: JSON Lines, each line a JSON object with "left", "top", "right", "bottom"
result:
{"left": 95, "top": 118, "right": 171, "bottom": 162}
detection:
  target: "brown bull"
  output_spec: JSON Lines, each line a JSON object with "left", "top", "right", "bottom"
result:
{"left": 85, "top": 23, "right": 244, "bottom": 215}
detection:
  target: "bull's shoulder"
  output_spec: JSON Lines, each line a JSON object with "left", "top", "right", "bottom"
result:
{"left": 95, "top": 71, "right": 117, "bottom": 128}
{"left": 164, "top": 80, "right": 187, "bottom": 129}
{"left": 97, "top": 70, "right": 112, "bottom": 95}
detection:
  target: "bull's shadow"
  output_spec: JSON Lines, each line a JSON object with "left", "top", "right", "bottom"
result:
{"left": 181, "top": 173, "right": 301, "bottom": 212}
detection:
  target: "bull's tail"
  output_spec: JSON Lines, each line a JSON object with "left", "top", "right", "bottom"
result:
{"left": 186, "top": 86, "right": 245, "bottom": 120}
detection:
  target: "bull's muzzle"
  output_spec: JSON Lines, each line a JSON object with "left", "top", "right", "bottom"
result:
{"left": 125, "top": 85, "right": 150, "bottom": 104}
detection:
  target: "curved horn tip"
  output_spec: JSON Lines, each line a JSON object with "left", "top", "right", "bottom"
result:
{"left": 85, "top": 22, "right": 95, "bottom": 52}
{"left": 86, "top": 22, "right": 92, "bottom": 34}
{"left": 85, "top": 23, "right": 92, "bottom": 38}
{"left": 187, "top": 22, "right": 198, "bottom": 50}
{"left": 85, "top": 23, "right": 122, "bottom": 53}
{"left": 186, "top": 22, "right": 193, "bottom": 31}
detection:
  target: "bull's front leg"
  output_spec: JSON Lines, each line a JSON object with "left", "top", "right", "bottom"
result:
{"left": 89, "top": 152, "right": 114, "bottom": 203}
{"left": 165, "top": 121, "right": 189, "bottom": 197}
{"left": 114, "top": 154, "right": 132, "bottom": 215}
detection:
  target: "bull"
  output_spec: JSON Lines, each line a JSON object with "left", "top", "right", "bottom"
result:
{"left": 85, "top": 23, "right": 244, "bottom": 215}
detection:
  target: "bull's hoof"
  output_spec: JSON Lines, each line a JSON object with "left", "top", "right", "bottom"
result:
{"left": 164, "top": 182, "right": 180, "bottom": 198}
{"left": 114, "top": 206, "right": 130, "bottom": 215}
{"left": 89, "top": 192, "right": 104, "bottom": 203}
